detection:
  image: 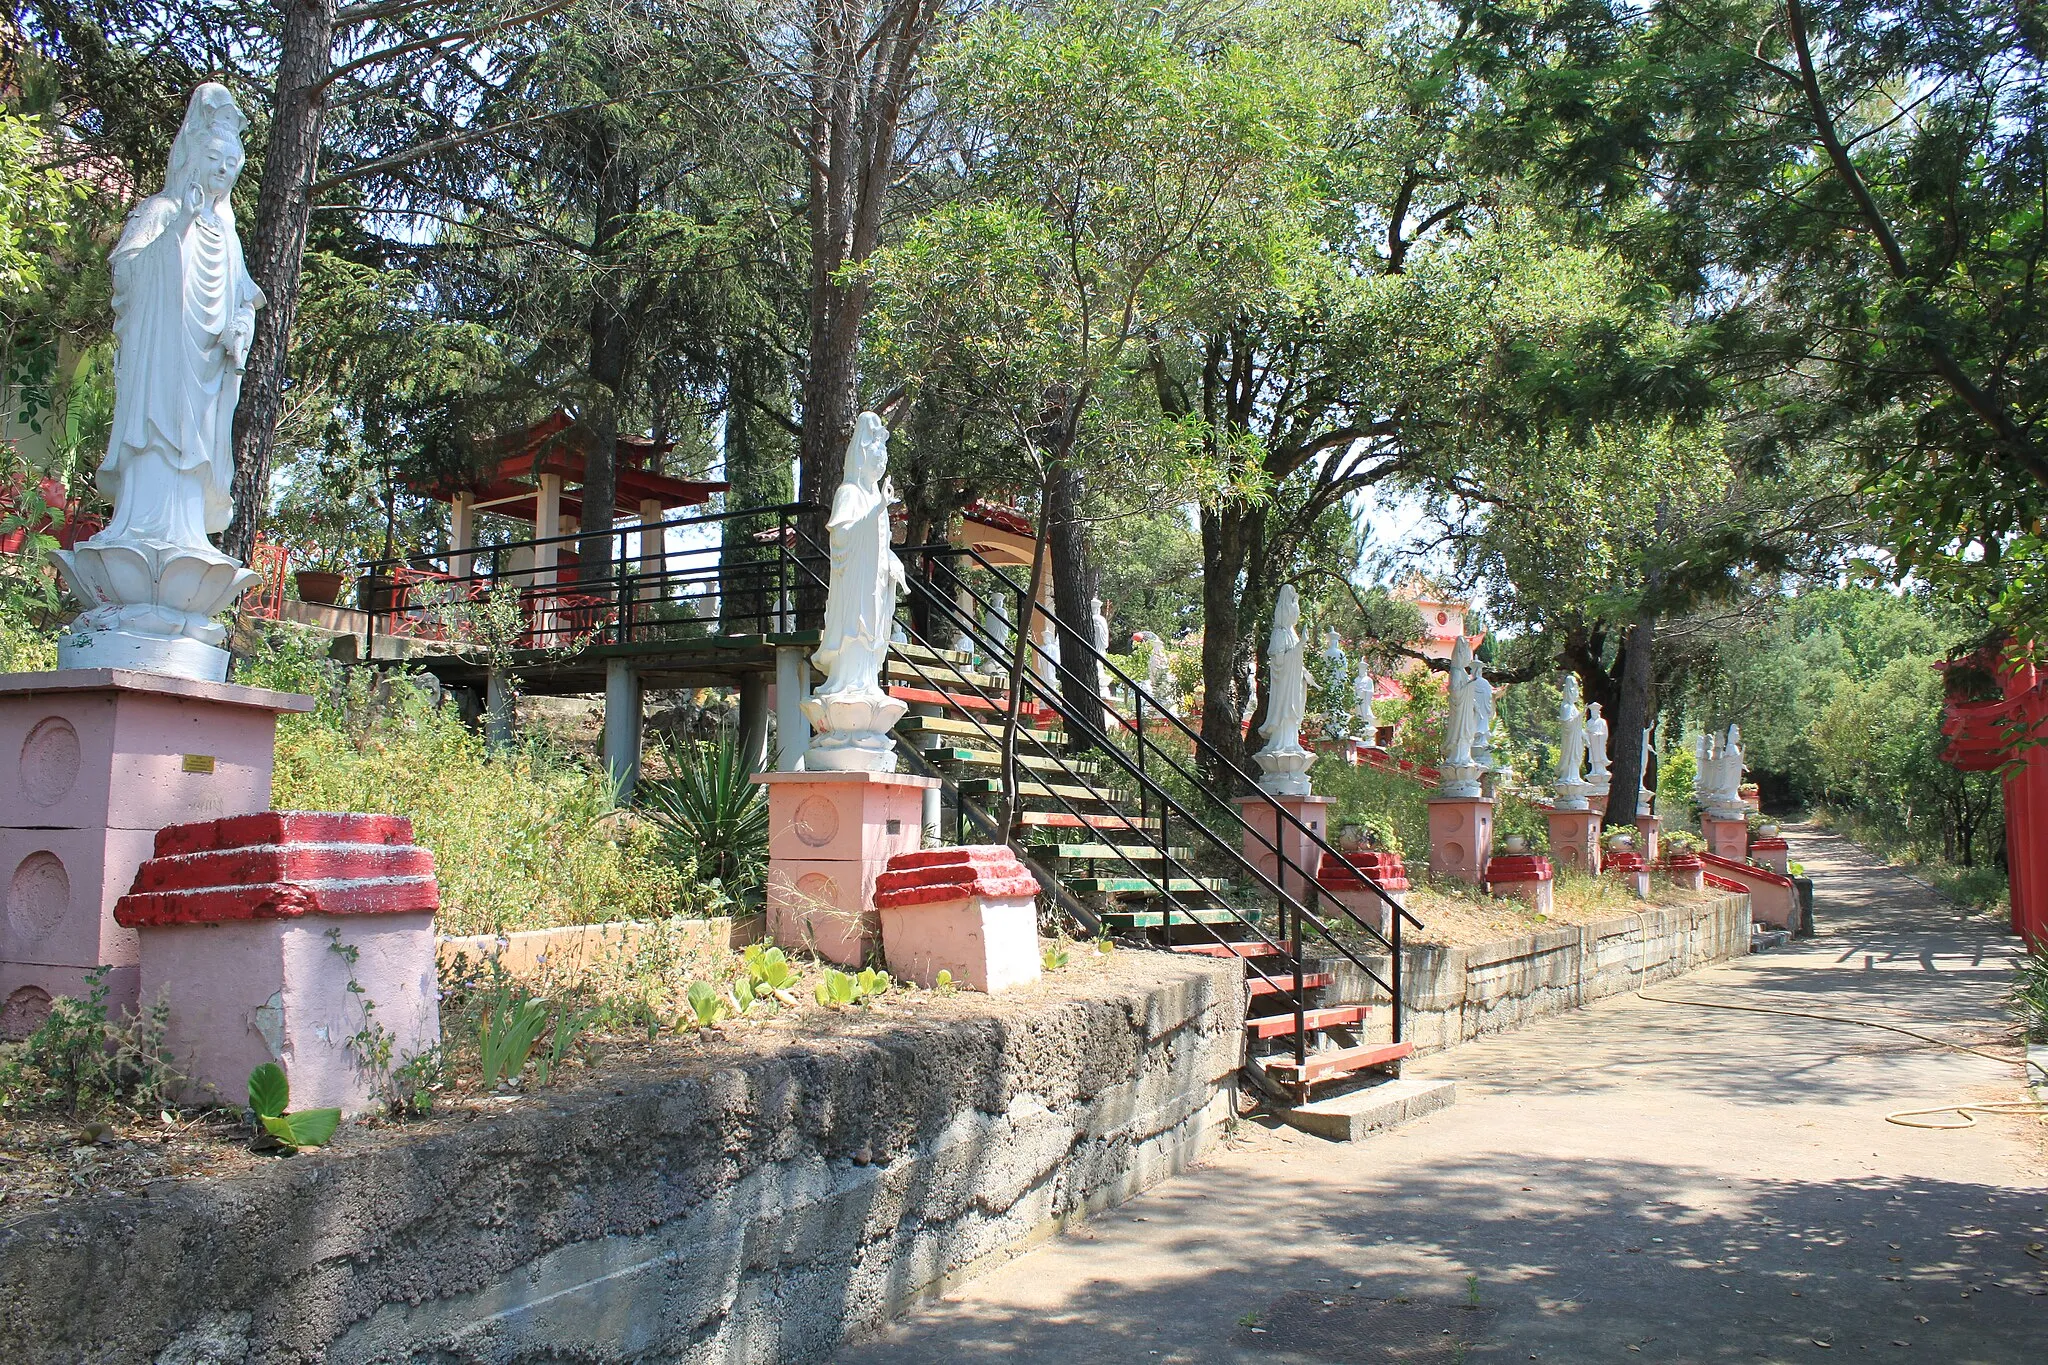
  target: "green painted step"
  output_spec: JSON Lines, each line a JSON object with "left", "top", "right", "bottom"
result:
{"left": 1098, "top": 906, "right": 1263, "bottom": 928}
{"left": 896, "top": 714, "right": 1062, "bottom": 744}
{"left": 1067, "top": 876, "right": 1231, "bottom": 896}
{"left": 956, "top": 776, "right": 1123, "bottom": 804}
{"left": 921, "top": 746, "right": 1101, "bottom": 777}
{"left": 1042, "top": 843, "right": 1195, "bottom": 861}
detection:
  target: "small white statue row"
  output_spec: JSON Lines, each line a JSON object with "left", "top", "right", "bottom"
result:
{"left": 1551, "top": 677, "right": 1610, "bottom": 810}
{"left": 1694, "top": 724, "right": 1747, "bottom": 818}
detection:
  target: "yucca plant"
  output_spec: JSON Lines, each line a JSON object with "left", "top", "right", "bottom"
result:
{"left": 637, "top": 732, "right": 769, "bottom": 900}
{"left": 2012, "top": 942, "right": 2048, "bottom": 1044}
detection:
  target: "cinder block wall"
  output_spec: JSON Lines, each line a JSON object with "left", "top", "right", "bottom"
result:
{"left": 0, "top": 954, "right": 1243, "bottom": 1365}
{"left": 1319, "top": 893, "right": 1751, "bottom": 1054}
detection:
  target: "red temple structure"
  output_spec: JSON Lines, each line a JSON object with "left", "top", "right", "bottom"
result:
{"left": 1937, "top": 644, "right": 2048, "bottom": 945}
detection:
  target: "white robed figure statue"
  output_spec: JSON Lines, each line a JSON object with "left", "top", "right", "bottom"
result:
{"left": 1352, "top": 657, "right": 1377, "bottom": 742}
{"left": 1437, "top": 637, "right": 1484, "bottom": 797}
{"left": 53, "top": 83, "right": 264, "bottom": 681}
{"left": 1701, "top": 723, "right": 1748, "bottom": 817}
{"left": 1585, "top": 702, "right": 1611, "bottom": 793}
{"left": 802, "top": 413, "right": 908, "bottom": 770}
{"left": 1252, "top": 585, "right": 1315, "bottom": 795}
{"left": 1319, "top": 628, "right": 1351, "bottom": 736}
{"left": 1470, "top": 656, "right": 1497, "bottom": 771}
{"left": 1554, "top": 675, "right": 1593, "bottom": 810}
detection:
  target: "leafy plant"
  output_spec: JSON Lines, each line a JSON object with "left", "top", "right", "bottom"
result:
{"left": 934, "top": 968, "right": 955, "bottom": 993}
{"left": 1661, "top": 830, "right": 1705, "bottom": 857}
{"left": 2, "top": 968, "right": 178, "bottom": 1118}
{"left": 478, "top": 991, "right": 552, "bottom": 1087}
{"left": 686, "top": 980, "right": 729, "bottom": 1028}
{"left": 1042, "top": 941, "right": 1072, "bottom": 971}
{"left": 2012, "top": 943, "right": 2048, "bottom": 1044}
{"left": 247, "top": 1062, "right": 341, "bottom": 1152}
{"left": 637, "top": 733, "right": 770, "bottom": 896}
{"left": 814, "top": 967, "right": 892, "bottom": 1007}
{"left": 741, "top": 945, "right": 801, "bottom": 1006}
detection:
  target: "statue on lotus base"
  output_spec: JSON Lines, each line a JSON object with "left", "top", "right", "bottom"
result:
{"left": 52, "top": 84, "right": 264, "bottom": 682}
{"left": 801, "top": 413, "right": 907, "bottom": 771}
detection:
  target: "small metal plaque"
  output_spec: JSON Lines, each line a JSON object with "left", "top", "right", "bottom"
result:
{"left": 885, "top": 818, "right": 902, "bottom": 834}
{"left": 181, "top": 754, "right": 216, "bottom": 774}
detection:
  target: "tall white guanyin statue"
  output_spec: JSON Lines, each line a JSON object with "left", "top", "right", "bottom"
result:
{"left": 1352, "top": 657, "right": 1377, "bottom": 740}
{"left": 1705, "top": 722, "right": 1748, "bottom": 817}
{"left": 1554, "top": 675, "right": 1592, "bottom": 809}
{"left": 1638, "top": 725, "right": 1657, "bottom": 811}
{"left": 1585, "top": 701, "right": 1611, "bottom": 792}
{"left": 52, "top": 84, "right": 265, "bottom": 681}
{"left": 1438, "top": 636, "right": 1484, "bottom": 797}
{"left": 1132, "top": 629, "right": 1173, "bottom": 715}
{"left": 1252, "top": 585, "right": 1315, "bottom": 795}
{"left": 1089, "top": 595, "right": 1116, "bottom": 728}
{"left": 801, "top": 413, "right": 907, "bottom": 770}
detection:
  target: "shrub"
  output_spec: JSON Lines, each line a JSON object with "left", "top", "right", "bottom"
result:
{"left": 0, "top": 969, "right": 178, "bottom": 1119}
{"left": 243, "top": 626, "right": 699, "bottom": 933}
{"left": 2012, "top": 943, "right": 2048, "bottom": 1044}
{"left": 636, "top": 733, "right": 769, "bottom": 904}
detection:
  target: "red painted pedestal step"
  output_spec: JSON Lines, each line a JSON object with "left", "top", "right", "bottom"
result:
{"left": 1605, "top": 848, "right": 1649, "bottom": 898}
{"left": 1316, "top": 849, "right": 1408, "bottom": 935}
{"left": 1662, "top": 852, "right": 1705, "bottom": 892}
{"left": 1486, "top": 852, "right": 1554, "bottom": 914}
{"left": 874, "top": 845, "right": 1043, "bottom": 993}
{"left": 114, "top": 811, "right": 441, "bottom": 1115}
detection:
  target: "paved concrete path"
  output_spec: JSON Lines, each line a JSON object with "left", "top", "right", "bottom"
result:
{"left": 835, "top": 827, "right": 2047, "bottom": 1363}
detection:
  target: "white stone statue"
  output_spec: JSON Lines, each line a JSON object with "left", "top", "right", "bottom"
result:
{"left": 801, "top": 413, "right": 907, "bottom": 770}
{"left": 1089, "top": 595, "right": 1116, "bottom": 729}
{"left": 1470, "top": 661, "right": 1497, "bottom": 771}
{"left": 1438, "top": 636, "right": 1484, "bottom": 797}
{"left": 52, "top": 84, "right": 265, "bottom": 681}
{"left": 1133, "top": 629, "right": 1173, "bottom": 715}
{"left": 1638, "top": 725, "right": 1656, "bottom": 811}
{"left": 1702, "top": 722, "right": 1748, "bottom": 818}
{"left": 1252, "top": 585, "right": 1314, "bottom": 795}
{"left": 1554, "top": 675, "right": 1593, "bottom": 810}
{"left": 1693, "top": 730, "right": 1716, "bottom": 808}
{"left": 1352, "top": 657, "right": 1377, "bottom": 740}
{"left": 1586, "top": 701, "right": 1611, "bottom": 793}
{"left": 1319, "top": 628, "right": 1351, "bottom": 734}
{"left": 983, "top": 599, "right": 1011, "bottom": 657}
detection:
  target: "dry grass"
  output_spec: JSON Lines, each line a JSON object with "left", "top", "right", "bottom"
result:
{"left": 1401, "top": 870, "right": 1723, "bottom": 948}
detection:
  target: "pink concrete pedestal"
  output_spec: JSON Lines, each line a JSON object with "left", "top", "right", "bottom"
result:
{"left": 0, "top": 669, "right": 312, "bottom": 1036}
{"left": 1545, "top": 807, "right": 1603, "bottom": 874}
{"left": 1316, "top": 849, "right": 1408, "bottom": 937}
{"left": 114, "top": 812, "right": 440, "bottom": 1114}
{"left": 1426, "top": 796, "right": 1494, "bottom": 885}
{"left": 1662, "top": 853, "right": 1706, "bottom": 891}
{"left": 1486, "top": 852, "right": 1554, "bottom": 914}
{"left": 1751, "top": 835, "right": 1790, "bottom": 874}
{"left": 754, "top": 770, "right": 939, "bottom": 966}
{"left": 1589, "top": 792, "right": 1610, "bottom": 817}
{"left": 1236, "top": 793, "right": 1337, "bottom": 902}
{"left": 1606, "top": 848, "right": 1650, "bottom": 899}
{"left": 874, "top": 846, "right": 1042, "bottom": 992}
{"left": 1702, "top": 815, "right": 1748, "bottom": 863}
{"left": 1635, "top": 813, "right": 1662, "bottom": 863}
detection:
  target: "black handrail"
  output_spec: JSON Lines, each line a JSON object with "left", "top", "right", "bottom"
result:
{"left": 886, "top": 538, "right": 1417, "bottom": 1056}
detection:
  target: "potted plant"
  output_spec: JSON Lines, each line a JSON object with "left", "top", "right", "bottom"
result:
{"left": 290, "top": 537, "right": 350, "bottom": 605}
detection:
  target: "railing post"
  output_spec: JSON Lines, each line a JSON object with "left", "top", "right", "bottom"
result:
{"left": 614, "top": 525, "right": 631, "bottom": 645}
{"left": 1293, "top": 884, "right": 1307, "bottom": 1072}
{"left": 1392, "top": 898, "right": 1404, "bottom": 1045}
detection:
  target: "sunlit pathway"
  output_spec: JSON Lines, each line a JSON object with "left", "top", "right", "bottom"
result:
{"left": 834, "top": 827, "right": 2048, "bottom": 1363}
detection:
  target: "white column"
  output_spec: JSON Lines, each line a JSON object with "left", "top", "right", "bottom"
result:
{"left": 774, "top": 644, "right": 811, "bottom": 770}
{"left": 533, "top": 473, "right": 562, "bottom": 639}
{"left": 603, "top": 657, "right": 642, "bottom": 802}
{"left": 638, "top": 497, "right": 664, "bottom": 603}
{"left": 448, "top": 491, "right": 474, "bottom": 586}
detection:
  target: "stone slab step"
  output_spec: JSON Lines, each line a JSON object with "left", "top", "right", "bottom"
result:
{"left": 1273, "top": 1077, "right": 1457, "bottom": 1142}
{"left": 883, "top": 658, "right": 1009, "bottom": 691}
{"left": 1246, "top": 970, "right": 1334, "bottom": 998}
{"left": 1259, "top": 1039, "right": 1413, "bottom": 1084}
{"left": 1246, "top": 1005, "right": 1370, "bottom": 1040}
{"left": 888, "top": 640, "right": 972, "bottom": 666}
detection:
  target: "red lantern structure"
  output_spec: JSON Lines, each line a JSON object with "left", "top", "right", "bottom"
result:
{"left": 1936, "top": 646, "right": 2048, "bottom": 945}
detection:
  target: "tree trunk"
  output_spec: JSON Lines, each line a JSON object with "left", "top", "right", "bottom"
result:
{"left": 578, "top": 148, "right": 637, "bottom": 585}
{"left": 1198, "top": 503, "right": 1258, "bottom": 793}
{"left": 1042, "top": 460, "right": 1104, "bottom": 748}
{"left": 225, "top": 0, "right": 336, "bottom": 565}
{"left": 1606, "top": 606, "right": 1658, "bottom": 826}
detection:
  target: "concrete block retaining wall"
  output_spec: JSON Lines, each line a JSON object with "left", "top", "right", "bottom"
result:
{"left": 0, "top": 953, "right": 1243, "bottom": 1365}
{"left": 1322, "top": 892, "right": 1752, "bottom": 1055}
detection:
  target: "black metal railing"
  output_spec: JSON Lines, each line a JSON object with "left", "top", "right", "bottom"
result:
{"left": 881, "top": 538, "right": 1421, "bottom": 1067}
{"left": 354, "top": 502, "right": 814, "bottom": 653}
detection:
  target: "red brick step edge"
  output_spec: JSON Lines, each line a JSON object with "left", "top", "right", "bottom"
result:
{"left": 114, "top": 810, "right": 438, "bottom": 928}
{"left": 875, "top": 845, "right": 1041, "bottom": 909}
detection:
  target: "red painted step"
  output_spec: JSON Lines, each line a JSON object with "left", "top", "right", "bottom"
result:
{"left": 1259, "top": 1040, "right": 1413, "bottom": 1084}
{"left": 1173, "top": 942, "right": 1285, "bottom": 959}
{"left": 1245, "top": 970, "right": 1332, "bottom": 998}
{"left": 888, "top": 684, "right": 1053, "bottom": 719}
{"left": 1246, "top": 1005, "right": 1369, "bottom": 1039}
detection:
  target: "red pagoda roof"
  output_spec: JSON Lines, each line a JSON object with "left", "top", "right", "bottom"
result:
{"left": 407, "top": 410, "right": 728, "bottom": 523}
